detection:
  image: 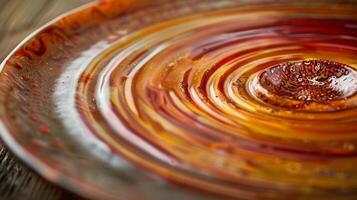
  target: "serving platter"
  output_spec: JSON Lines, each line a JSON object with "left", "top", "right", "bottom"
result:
{"left": 1, "top": 0, "right": 357, "bottom": 199}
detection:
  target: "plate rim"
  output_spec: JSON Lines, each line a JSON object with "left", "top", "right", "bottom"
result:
{"left": 0, "top": 1, "right": 118, "bottom": 199}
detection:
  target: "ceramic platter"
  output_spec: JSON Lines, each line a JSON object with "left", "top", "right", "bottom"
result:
{"left": 1, "top": 0, "right": 357, "bottom": 199}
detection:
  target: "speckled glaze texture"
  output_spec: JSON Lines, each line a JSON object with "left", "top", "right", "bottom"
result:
{"left": 255, "top": 60, "right": 357, "bottom": 111}
{"left": 1, "top": 0, "right": 357, "bottom": 200}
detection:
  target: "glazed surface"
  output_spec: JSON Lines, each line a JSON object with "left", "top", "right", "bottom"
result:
{"left": 1, "top": 0, "right": 357, "bottom": 199}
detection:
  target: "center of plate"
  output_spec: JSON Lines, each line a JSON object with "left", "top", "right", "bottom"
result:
{"left": 259, "top": 59, "right": 357, "bottom": 102}
{"left": 249, "top": 59, "right": 357, "bottom": 111}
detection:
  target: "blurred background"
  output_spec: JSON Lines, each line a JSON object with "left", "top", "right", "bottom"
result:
{"left": 0, "top": 1, "right": 91, "bottom": 199}
{"left": 0, "top": 0, "right": 92, "bottom": 60}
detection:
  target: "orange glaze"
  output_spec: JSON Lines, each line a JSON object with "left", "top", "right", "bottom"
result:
{"left": 2, "top": 0, "right": 357, "bottom": 199}
{"left": 73, "top": 4, "right": 357, "bottom": 198}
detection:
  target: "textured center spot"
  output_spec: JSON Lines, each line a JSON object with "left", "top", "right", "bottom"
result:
{"left": 259, "top": 60, "right": 357, "bottom": 103}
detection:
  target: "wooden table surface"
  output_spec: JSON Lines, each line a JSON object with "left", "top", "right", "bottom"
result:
{"left": 0, "top": 1, "right": 92, "bottom": 199}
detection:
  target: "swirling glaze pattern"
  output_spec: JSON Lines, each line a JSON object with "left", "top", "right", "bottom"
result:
{"left": 1, "top": 0, "right": 357, "bottom": 199}
{"left": 73, "top": 3, "right": 357, "bottom": 199}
